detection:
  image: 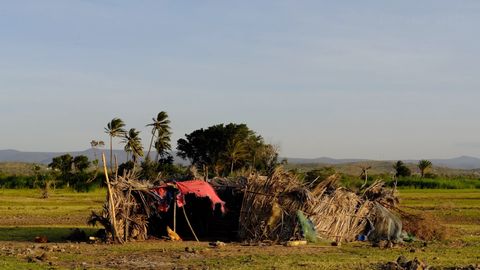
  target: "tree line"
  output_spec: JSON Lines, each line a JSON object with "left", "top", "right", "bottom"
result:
{"left": 102, "top": 111, "right": 279, "bottom": 180}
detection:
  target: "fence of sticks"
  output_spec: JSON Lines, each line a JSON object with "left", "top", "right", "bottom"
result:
{"left": 238, "top": 167, "right": 401, "bottom": 243}
{"left": 88, "top": 156, "right": 157, "bottom": 243}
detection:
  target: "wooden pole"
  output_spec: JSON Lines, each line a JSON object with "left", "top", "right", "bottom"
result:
{"left": 182, "top": 206, "right": 199, "bottom": 242}
{"left": 173, "top": 198, "right": 177, "bottom": 232}
{"left": 102, "top": 153, "right": 122, "bottom": 243}
{"left": 124, "top": 188, "right": 132, "bottom": 242}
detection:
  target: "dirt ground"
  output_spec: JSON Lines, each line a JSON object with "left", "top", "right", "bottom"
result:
{"left": 0, "top": 189, "right": 479, "bottom": 269}
{"left": 2, "top": 236, "right": 480, "bottom": 270}
{"left": 0, "top": 240, "right": 343, "bottom": 269}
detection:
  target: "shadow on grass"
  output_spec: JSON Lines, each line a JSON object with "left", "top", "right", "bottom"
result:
{"left": 0, "top": 226, "right": 98, "bottom": 242}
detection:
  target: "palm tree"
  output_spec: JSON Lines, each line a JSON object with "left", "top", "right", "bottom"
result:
{"left": 90, "top": 140, "right": 105, "bottom": 166}
{"left": 122, "top": 128, "right": 144, "bottom": 163}
{"left": 154, "top": 129, "right": 172, "bottom": 161}
{"left": 105, "top": 118, "right": 126, "bottom": 171}
{"left": 418, "top": 159, "right": 432, "bottom": 178}
{"left": 146, "top": 111, "right": 171, "bottom": 161}
{"left": 225, "top": 138, "right": 248, "bottom": 175}
{"left": 393, "top": 160, "right": 411, "bottom": 178}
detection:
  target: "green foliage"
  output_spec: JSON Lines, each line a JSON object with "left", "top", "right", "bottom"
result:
{"left": 387, "top": 176, "right": 480, "bottom": 189}
{"left": 105, "top": 117, "right": 126, "bottom": 171}
{"left": 393, "top": 160, "right": 411, "bottom": 177}
{"left": 118, "top": 161, "right": 135, "bottom": 176}
{"left": 122, "top": 128, "right": 144, "bottom": 163}
{"left": 140, "top": 159, "right": 159, "bottom": 180}
{"left": 177, "top": 123, "right": 278, "bottom": 176}
{"left": 73, "top": 155, "right": 90, "bottom": 172}
{"left": 139, "top": 157, "right": 187, "bottom": 181}
{"left": 146, "top": 111, "right": 172, "bottom": 161}
{"left": 418, "top": 159, "right": 433, "bottom": 178}
{"left": 0, "top": 174, "right": 36, "bottom": 188}
{"left": 47, "top": 154, "right": 98, "bottom": 192}
{"left": 49, "top": 154, "right": 73, "bottom": 175}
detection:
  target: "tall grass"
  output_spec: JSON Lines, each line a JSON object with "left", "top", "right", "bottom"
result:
{"left": 388, "top": 177, "right": 480, "bottom": 189}
{"left": 337, "top": 174, "right": 480, "bottom": 189}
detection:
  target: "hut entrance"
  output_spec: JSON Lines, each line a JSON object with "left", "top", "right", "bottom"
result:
{"left": 149, "top": 180, "right": 243, "bottom": 242}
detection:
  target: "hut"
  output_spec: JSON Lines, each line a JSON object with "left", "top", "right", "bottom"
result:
{"left": 90, "top": 165, "right": 403, "bottom": 244}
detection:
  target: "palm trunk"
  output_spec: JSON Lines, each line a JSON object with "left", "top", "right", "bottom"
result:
{"left": 146, "top": 130, "right": 155, "bottom": 161}
{"left": 230, "top": 160, "right": 234, "bottom": 175}
{"left": 109, "top": 136, "right": 113, "bottom": 173}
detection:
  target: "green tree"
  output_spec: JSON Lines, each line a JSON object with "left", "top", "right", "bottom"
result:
{"left": 418, "top": 159, "right": 432, "bottom": 178}
{"left": 49, "top": 154, "right": 73, "bottom": 186}
{"left": 146, "top": 111, "right": 171, "bottom": 161}
{"left": 393, "top": 160, "right": 411, "bottom": 177}
{"left": 177, "top": 123, "right": 276, "bottom": 176}
{"left": 105, "top": 118, "right": 126, "bottom": 171}
{"left": 73, "top": 155, "right": 90, "bottom": 173}
{"left": 122, "top": 128, "right": 144, "bottom": 164}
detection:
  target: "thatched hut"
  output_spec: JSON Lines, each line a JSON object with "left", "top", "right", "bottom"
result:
{"left": 90, "top": 166, "right": 403, "bottom": 245}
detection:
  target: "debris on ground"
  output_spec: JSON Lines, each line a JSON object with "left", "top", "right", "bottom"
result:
{"left": 167, "top": 226, "right": 182, "bottom": 241}
{"left": 285, "top": 240, "right": 307, "bottom": 247}
{"left": 34, "top": 236, "right": 48, "bottom": 243}
{"left": 209, "top": 241, "right": 226, "bottom": 248}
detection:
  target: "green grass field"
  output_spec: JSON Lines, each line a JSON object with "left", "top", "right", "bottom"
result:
{"left": 0, "top": 188, "right": 479, "bottom": 269}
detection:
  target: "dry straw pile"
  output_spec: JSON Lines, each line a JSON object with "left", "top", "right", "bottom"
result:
{"left": 238, "top": 167, "right": 403, "bottom": 243}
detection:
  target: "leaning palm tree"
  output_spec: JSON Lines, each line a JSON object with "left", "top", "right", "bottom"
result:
{"left": 122, "top": 128, "right": 144, "bottom": 164}
{"left": 418, "top": 159, "right": 432, "bottom": 178}
{"left": 146, "top": 111, "right": 171, "bottom": 160}
{"left": 105, "top": 118, "right": 126, "bottom": 171}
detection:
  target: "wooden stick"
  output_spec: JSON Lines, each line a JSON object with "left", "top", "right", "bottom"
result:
{"left": 182, "top": 206, "right": 199, "bottom": 242}
{"left": 124, "top": 187, "right": 132, "bottom": 242}
{"left": 173, "top": 198, "right": 177, "bottom": 232}
{"left": 102, "top": 153, "right": 122, "bottom": 243}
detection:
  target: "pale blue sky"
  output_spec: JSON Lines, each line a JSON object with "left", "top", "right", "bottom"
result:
{"left": 1, "top": 1, "right": 479, "bottom": 159}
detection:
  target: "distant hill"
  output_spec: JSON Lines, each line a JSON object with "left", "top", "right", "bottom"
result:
{"left": 1, "top": 149, "right": 479, "bottom": 170}
{"left": 286, "top": 157, "right": 366, "bottom": 165}
{"left": 0, "top": 149, "right": 189, "bottom": 166}
{"left": 286, "top": 156, "right": 480, "bottom": 170}
{"left": 419, "top": 156, "right": 480, "bottom": 170}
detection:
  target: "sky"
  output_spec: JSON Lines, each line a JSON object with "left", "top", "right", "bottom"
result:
{"left": 1, "top": 1, "right": 480, "bottom": 160}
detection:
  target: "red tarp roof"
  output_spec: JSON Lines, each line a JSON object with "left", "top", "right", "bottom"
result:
{"left": 152, "top": 180, "right": 226, "bottom": 213}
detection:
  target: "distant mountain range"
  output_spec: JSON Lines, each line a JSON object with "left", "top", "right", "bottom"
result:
{"left": 0, "top": 149, "right": 188, "bottom": 166}
{"left": 286, "top": 156, "right": 480, "bottom": 170}
{"left": 1, "top": 149, "right": 480, "bottom": 170}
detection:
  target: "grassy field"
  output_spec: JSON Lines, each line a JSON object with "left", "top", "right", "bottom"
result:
{"left": 0, "top": 188, "right": 479, "bottom": 269}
